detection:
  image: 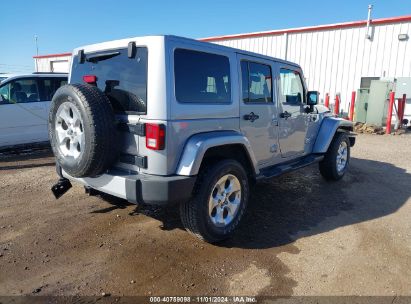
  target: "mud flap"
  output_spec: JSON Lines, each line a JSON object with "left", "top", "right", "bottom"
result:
{"left": 51, "top": 178, "right": 72, "bottom": 199}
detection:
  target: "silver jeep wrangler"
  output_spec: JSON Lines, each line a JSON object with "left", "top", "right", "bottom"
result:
{"left": 50, "top": 35, "right": 355, "bottom": 243}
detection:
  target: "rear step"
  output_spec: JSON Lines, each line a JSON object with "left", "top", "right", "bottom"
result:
{"left": 258, "top": 154, "right": 324, "bottom": 179}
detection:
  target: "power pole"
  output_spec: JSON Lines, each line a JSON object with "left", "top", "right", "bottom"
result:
{"left": 34, "top": 35, "right": 39, "bottom": 72}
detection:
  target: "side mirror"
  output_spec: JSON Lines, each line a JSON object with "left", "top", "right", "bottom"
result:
{"left": 307, "top": 91, "right": 319, "bottom": 106}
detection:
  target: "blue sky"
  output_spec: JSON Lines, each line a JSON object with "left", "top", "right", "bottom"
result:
{"left": 1, "top": 0, "right": 410, "bottom": 73}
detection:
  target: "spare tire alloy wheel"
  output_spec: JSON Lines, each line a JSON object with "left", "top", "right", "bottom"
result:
{"left": 55, "top": 101, "right": 84, "bottom": 160}
{"left": 49, "top": 84, "right": 118, "bottom": 178}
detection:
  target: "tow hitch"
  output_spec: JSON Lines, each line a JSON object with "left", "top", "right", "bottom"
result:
{"left": 51, "top": 178, "right": 72, "bottom": 199}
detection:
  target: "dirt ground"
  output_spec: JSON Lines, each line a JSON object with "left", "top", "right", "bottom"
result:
{"left": 0, "top": 134, "right": 410, "bottom": 297}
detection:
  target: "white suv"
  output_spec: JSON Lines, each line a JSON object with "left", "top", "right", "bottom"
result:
{"left": 0, "top": 72, "right": 67, "bottom": 148}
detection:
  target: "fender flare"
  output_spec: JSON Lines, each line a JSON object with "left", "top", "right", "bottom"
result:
{"left": 312, "top": 117, "right": 355, "bottom": 153}
{"left": 176, "top": 131, "right": 259, "bottom": 176}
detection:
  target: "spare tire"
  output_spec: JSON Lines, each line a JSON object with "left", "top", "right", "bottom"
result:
{"left": 108, "top": 88, "right": 146, "bottom": 113}
{"left": 49, "top": 84, "right": 118, "bottom": 178}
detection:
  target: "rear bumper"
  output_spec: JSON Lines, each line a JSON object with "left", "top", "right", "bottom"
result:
{"left": 61, "top": 169, "right": 196, "bottom": 205}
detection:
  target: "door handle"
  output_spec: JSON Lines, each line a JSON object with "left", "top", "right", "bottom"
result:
{"left": 243, "top": 112, "right": 259, "bottom": 122}
{"left": 280, "top": 111, "right": 292, "bottom": 119}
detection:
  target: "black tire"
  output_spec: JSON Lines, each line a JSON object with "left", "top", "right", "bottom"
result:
{"left": 180, "top": 159, "right": 249, "bottom": 243}
{"left": 319, "top": 132, "right": 350, "bottom": 181}
{"left": 108, "top": 88, "right": 146, "bottom": 113}
{"left": 49, "top": 84, "right": 118, "bottom": 178}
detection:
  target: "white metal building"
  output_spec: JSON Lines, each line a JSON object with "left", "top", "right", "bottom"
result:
{"left": 203, "top": 15, "right": 411, "bottom": 111}
{"left": 33, "top": 52, "right": 71, "bottom": 73}
{"left": 33, "top": 15, "right": 411, "bottom": 111}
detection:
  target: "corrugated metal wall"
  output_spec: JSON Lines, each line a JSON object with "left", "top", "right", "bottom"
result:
{"left": 212, "top": 22, "right": 411, "bottom": 112}
{"left": 34, "top": 56, "right": 71, "bottom": 73}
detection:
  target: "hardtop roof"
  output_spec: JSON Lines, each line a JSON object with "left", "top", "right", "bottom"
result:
{"left": 72, "top": 35, "right": 300, "bottom": 69}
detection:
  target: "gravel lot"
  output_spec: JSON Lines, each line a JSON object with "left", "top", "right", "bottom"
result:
{"left": 0, "top": 134, "right": 410, "bottom": 297}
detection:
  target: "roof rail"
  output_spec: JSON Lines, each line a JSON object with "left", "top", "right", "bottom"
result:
{"left": 32, "top": 72, "right": 68, "bottom": 74}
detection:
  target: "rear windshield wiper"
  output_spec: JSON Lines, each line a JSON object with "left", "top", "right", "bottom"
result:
{"left": 86, "top": 51, "right": 120, "bottom": 63}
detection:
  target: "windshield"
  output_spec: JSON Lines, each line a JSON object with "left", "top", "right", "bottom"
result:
{"left": 70, "top": 47, "right": 148, "bottom": 114}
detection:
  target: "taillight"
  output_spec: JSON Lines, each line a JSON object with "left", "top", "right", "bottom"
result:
{"left": 146, "top": 123, "right": 165, "bottom": 150}
{"left": 83, "top": 75, "right": 97, "bottom": 84}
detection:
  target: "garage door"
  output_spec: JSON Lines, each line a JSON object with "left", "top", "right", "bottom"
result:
{"left": 50, "top": 60, "right": 69, "bottom": 73}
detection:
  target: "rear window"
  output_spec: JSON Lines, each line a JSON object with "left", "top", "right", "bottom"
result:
{"left": 70, "top": 47, "right": 148, "bottom": 114}
{"left": 174, "top": 49, "right": 231, "bottom": 103}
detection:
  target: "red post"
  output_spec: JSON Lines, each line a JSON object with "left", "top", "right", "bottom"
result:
{"left": 325, "top": 93, "right": 330, "bottom": 108}
{"left": 334, "top": 94, "right": 340, "bottom": 116}
{"left": 400, "top": 94, "right": 407, "bottom": 123}
{"left": 386, "top": 92, "right": 395, "bottom": 134}
{"left": 397, "top": 95, "right": 403, "bottom": 126}
{"left": 349, "top": 91, "right": 356, "bottom": 121}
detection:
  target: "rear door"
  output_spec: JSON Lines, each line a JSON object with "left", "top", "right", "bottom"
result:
{"left": 277, "top": 66, "right": 309, "bottom": 158}
{"left": 0, "top": 77, "right": 48, "bottom": 147}
{"left": 39, "top": 77, "right": 68, "bottom": 114}
{"left": 70, "top": 47, "right": 148, "bottom": 172}
{"left": 50, "top": 61, "right": 69, "bottom": 73}
{"left": 238, "top": 54, "right": 279, "bottom": 167}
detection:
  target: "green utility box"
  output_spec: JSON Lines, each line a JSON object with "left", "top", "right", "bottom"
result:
{"left": 395, "top": 77, "right": 411, "bottom": 98}
{"left": 354, "top": 77, "right": 379, "bottom": 123}
{"left": 366, "top": 80, "right": 394, "bottom": 126}
{"left": 354, "top": 79, "right": 393, "bottom": 126}
{"left": 355, "top": 89, "right": 369, "bottom": 123}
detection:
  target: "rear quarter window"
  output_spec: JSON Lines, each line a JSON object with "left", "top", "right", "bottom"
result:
{"left": 174, "top": 49, "right": 231, "bottom": 103}
{"left": 40, "top": 77, "right": 68, "bottom": 100}
{"left": 70, "top": 47, "right": 148, "bottom": 114}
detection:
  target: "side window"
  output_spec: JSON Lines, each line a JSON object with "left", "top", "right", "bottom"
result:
{"left": 241, "top": 61, "right": 272, "bottom": 103}
{"left": 9, "top": 78, "right": 40, "bottom": 103}
{"left": 279, "top": 69, "right": 305, "bottom": 104}
{"left": 174, "top": 49, "right": 231, "bottom": 103}
{"left": 40, "top": 78, "right": 68, "bottom": 100}
{"left": 0, "top": 83, "right": 11, "bottom": 104}
{"left": 241, "top": 61, "right": 249, "bottom": 102}
{"left": 42, "top": 79, "right": 54, "bottom": 100}
{"left": 53, "top": 78, "right": 68, "bottom": 99}
{"left": 57, "top": 78, "right": 68, "bottom": 86}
